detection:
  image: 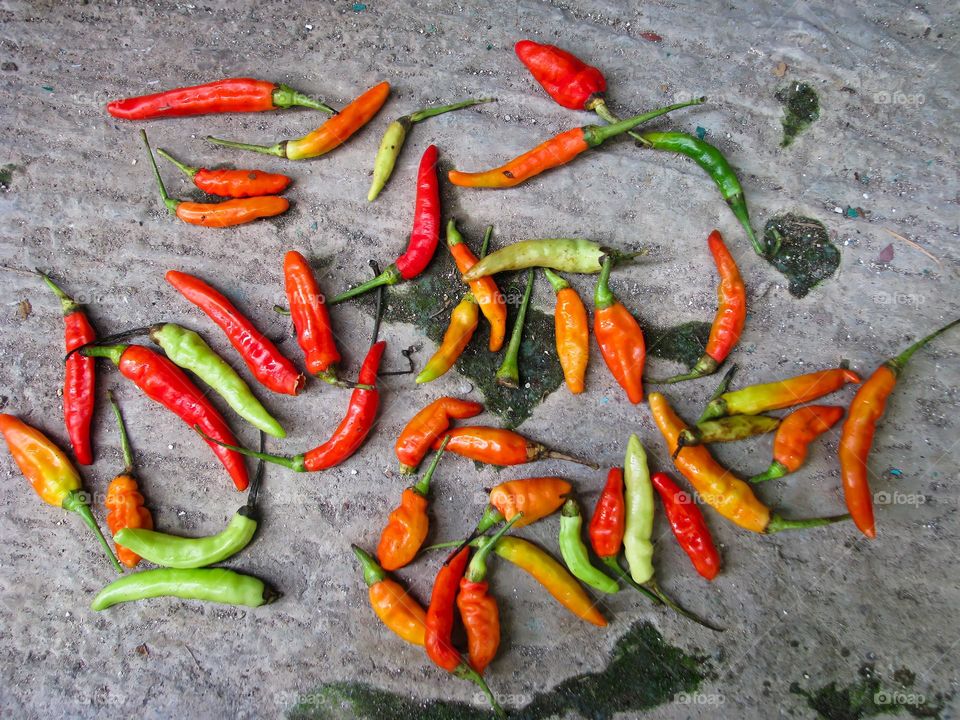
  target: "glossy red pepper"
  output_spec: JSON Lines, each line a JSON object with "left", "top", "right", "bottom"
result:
{"left": 283, "top": 251, "right": 342, "bottom": 385}
{"left": 166, "top": 270, "right": 305, "bottom": 396}
{"left": 651, "top": 472, "right": 721, "bottom": 580}
{"left": 39, "top": 272, "right": 96, "bottom": 465}
{"left": 394, "top": 397, "right": 484, "bottom": 474}
{"left": 514, "top": 40, "right": 606, "bottom": 110}
{"left": 588, "top": 468, "right": 626, "bottom": 560}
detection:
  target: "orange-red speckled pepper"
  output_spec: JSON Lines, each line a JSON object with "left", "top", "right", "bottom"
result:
{"left": 593, "top": 256, "right": 645, "bottom": 403}
{"left": 433, "top": 426, "right": 595, "bottom": 468}
{"left": 544, "top": 269, "right": 589, "bottom": 394}
{"left": 352, "top": 545, "right": 427, "bottom": 646}
{"left": 447, "top": 221, "right": 506, "bottom": 351}
{"left": 156, "top": 148, "right": 291, "bottom": 198}
{"left": 395, "top": 397, "right": 483, "bottom": 474}
{"left": 750, "top": 405, "right": 844, "bottom": 483}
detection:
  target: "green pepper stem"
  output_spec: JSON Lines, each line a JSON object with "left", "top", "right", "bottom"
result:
{"left": 888, "top": 318, "right": 960, "bottom": 374}
{"left": 445, "top": 218, "right": 464, "bottom": 247}
{"left": 455, "top": 663, "right": 504, "bottom": 717}
{"left": 709, "top": 364, "right": 737, "bottom": 401}
{"left": 328, "top": 264, "right": 403, "bottom": 305}
{"left": 63, "top": 490, "right": 122, "bottom": 574}
{"left": 352, "top": 544, "right": 387, "bottom": 586}
{"left": 644, "top": 579, "right": 724, "bottom": 632}
{"left": 584, "top": 97, "right": 707, "bottom": 147}
{"left": 206, "top": 135, "right": 287, "bottom": 158}
{"left": 590, "top": 98, "right": 651, "bottom": 147}
{"left": 474, "top": 505, "right": 506, "bottom": 537}
{"left": 749, "top": 461, "right": 788, "bottom": 484}
{"left": 140, "top": 130, "right": 179, "bottom": 213}
{"left": 648, "top": 354, "right": 720, "bottom": 385}
{"left": 726, "top": 193, "right": 765, "bottom": 257}
{"left": 593, "top": 255, "right": 616, "bottom": 310}
{"left": 466, "top": 513, "right": 522, "bottom": 583}
{"left": 272, "top": 84, "right": 336, "bottom": 114}
{"left": 409, "top": 97, "right": 496, "bottom": 124}
{"left": 542, "top": 268, "right": 570, "bottom": 293}
{"left": 600, "top": 556, "right": 662, "bottom": 606}
{"left": 480, "top": 225, "right": 493, "bottom": 258}
{"left": 413, "top": 436, "right": 449, "bottom": 496}
{"left": 107, "top": 391, "right": 134, "bottom": 474}
{"left": 245, "top": 433, "right": 267, "bottom": 510}
{"left": 81, "top": 343, "right": 126, "bottom": 366}
{"left": 36, "top": 270, "right": 81, "bottom": 316}
{"left": 495, "top": 268, "right": 534, "bottom": 388}
{"left": 765, "top": 513, "right": 851, "bottom": 533}
{"left": 155, "top": 148, "right": 199, "bottom": 179}
{"left": 194, "top": 426, "right": 306, "bottom": 472}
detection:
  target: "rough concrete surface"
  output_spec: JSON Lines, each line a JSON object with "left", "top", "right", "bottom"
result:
{"left": 1, "top": 1, "right": 958, "bottom": 718}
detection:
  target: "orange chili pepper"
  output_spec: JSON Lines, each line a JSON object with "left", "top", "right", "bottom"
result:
{"left": 352, "top": 545, "right": 427, "bottom": 646}
{"left": 839, "top": 320, "right": 958, "bottom": 539}
{"left": 156, "top": 148, "right": 292, "bottom": 198}
{"left": 750, "top": 405, "right": 844, "bottom": 483}
{"left": 474, "top": 477, "right": 572, "bottom": 534}
{"left": 207, "top": 81, "right": 390, "bottom": 160}
{"left": 104, "top": 393, "right": 153, "bottom": 568}
{"left": 544, "top": 269, "right": 588, "bottom": 394}
{"left": 447, "top": 221, "right": 507, "bottom": 351}
{"left": 432, "top": 426, "right": 596, "bottom": 468}
{"left": 652, "top": 230, "right": 745, "bottom": 383}
{"left": 593, "top": 256, "right": 645, "bottom": 403}
{"left": 415, "top": 293, "right": 479, "bottom": 384}
{"left": 395, "top": 397, "right": 483, "bottom": 474}
{"left": 649, "top": 392, "right": 848, "bottom": 534}
{"left": 377, "top": 438, "right": 449, "bottom": 571}
{"left": 699, "top": 367, "right": 862, "bottom": 422}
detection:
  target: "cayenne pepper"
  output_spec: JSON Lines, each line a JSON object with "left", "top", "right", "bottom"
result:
{"left": 594, "top": 255, "right": 645, "bottom": 404}
{"left": 651, "top": 471, "right": 721, "bottom": 581}
{"left": 495, "top": 269, "right": 534, "bottom": 389}
{"left": 38, "top": 271, "right": 96, "bottom": 465}
{"left": 395, "top": 397, "right": 483, "bottom": 474}
{"left": 463, "top": 238, "right": 640, "bottom": 281}
{"left": 474, "top": 477, "right": 572, "bottom": 535}
{"left": 416, "top": 292, "right": 479, "bottom": 384}
{"left": 432, "top": 426, "right": 596, "bottom": 468}
{"left": 166, "top": 270, "right": 305, "bottom": 396}
{"left": 750, "top": 405, "right": 844, "bottom": 483}
{"left": 674, "top": 414, "right": 780, "bottom": 457}
{"left": 283, "top": 250, "right": 344, "bottom": 386}
{"left": 558, "top": 498, "right": 620, "bottom": 594}
{"left": 352, "top": 545, "right": 428, "bottom": 646}
{"left": 156, "top": 148, "right": 291, "bottom": 198}
{"left": 448, "top": 221, "right": 506, "bottom": 351}
{"left": 544, "top": 269, "right": 589, "bottom": 394}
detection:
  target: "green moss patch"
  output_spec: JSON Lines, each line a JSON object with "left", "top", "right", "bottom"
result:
{"left": 762, "top": 213, "right": 840, "bottom": 297}
{"left": 776, "top": 82, "right": 820, "bottom": 146}
{"left": 791, "top": 675, "right": 947, "bottom": 720}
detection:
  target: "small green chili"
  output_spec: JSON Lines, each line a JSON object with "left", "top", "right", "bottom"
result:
{"left": 558, "top": 499, "right": 619, "bottom": 594}
{"left": 462, "top": 239, "right": 642, "bottom": 281}
{"left": 495, "top": 268, "right": 534, "bottom": 389}
{"left": 91, "top": 567, "right": 279, "bottom": 610}
{"left": 675, "top": 414, "right": 780, "bottom": 457}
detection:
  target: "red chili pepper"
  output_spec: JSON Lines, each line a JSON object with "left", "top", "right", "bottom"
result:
{"left": 107, "top": 77, "right": 335, "bottom": 120}
{"left": 750, "top": 405, "right": 845, "bottom": 483}
{"left": 431, "top": 426, "right": 596, "bottom": 468}
{"left": 38, "top": 272, "right": 95, "bottom": 465}
{"left": 651, "top": 472, "right": 721, "bottom": 580}
{"left": 166, "top": 270, "right": 304, "bottom": 396}
{"left": 514, "top": 40, "right": 606, "bottom": 111}
{"left": 593, "top": 256, "right": 645, "bottom": 403}
{"left": 283, "top": 251, "right": 342, "bottom": 385}
{"left": 328, "top": 145, "right": 441, "bottom": 304}
{"left": 81, "top": 344, "right": 249, "bottom": 491}
{"left": 588, "top": 468, "right": 626, "bottom": 560}
{"left": 395, "top": 397, "right": 484, "bottom": 474}
{"left": 156, "top": 148, "right": 291, "bottom": 198}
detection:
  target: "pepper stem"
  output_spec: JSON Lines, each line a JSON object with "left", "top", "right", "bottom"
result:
{"left": 749, "top": 461, "right": 788, "bottom": 484}
{"left": 413, "top": 436, "right": 450, "bottom": 496}
{"left": 62, "top": 490, "right": 123, "bottom": 574}
{"left": 328, "top": 264, "right": 403, "bottom": 305}
{"left": 36, "top": 270, "right": 81, "bottom": 315}
{"left": 140, "top": 130, "right": 179, "bottom": 213}
{"left": 409, "top": 97, "right": 496, "bottom": 124}
{"left": 584, "top": 97, "right": 707, "bottom": 147}
{"left": 590, "top": 98, "right": 652, "bottom": 148}
{"left": 649, "top": 354, "right": 720, "bottom": 385}
{"left": 80, "top": 343, "right": 126, "bottom": 366}
{"left": 600, "top": 556, "right": 663, "bottom": 606}
{"left": 593, "top": 255, "right": 616, "bottom": 310}
{"left": 726, "top": 193, "right": 765, "bottom": 257}
{"left": 466, "top": 513, "right": 522, "bottom": 583}
{"left": 455, "top": 663, "right": 504, "bottom": 717}
{"left": 539, "top": 447, "right": 599, "bottom": 469}
{"left": 644, "top": 579, "right": 724, "bottom": 632}
{"left": 446, "top": 218, "right": 465, "bottom": 247}
{"left": 205, "top": 135, "right": 287, "bottom": 158}
{"left": 155, "top": 148, "right": 199, "bottom": 179}
{"left": 107, "top": 391, "right": 134, "bottom": 474}
{"left": 245, "top": 433, "right": 267, "bottom": 511}
{"left": 888, "top": 319, "right": 960, "bottom": 374}
{"left": 495, "top": 268, "right": 534, "bottom": 388}
{"left": 194, "top": 426, "right": 306, "bottom": 472}
{"left": 272, "top": 84, "right": 336, "bottom": 114}
{"left": 352, "top": 544, "right": 387, "bottom": 586}
{"left": 542, "top": 268, "right": 570, "bottom": 293}
{"left": 765, "top": 513, "right": 851, "bottom": 533}
{"left": 480, "top": 226, "right": 493, "bottom": 258}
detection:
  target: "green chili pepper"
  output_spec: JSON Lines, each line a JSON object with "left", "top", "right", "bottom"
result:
{"left": 91, "top": 567, "right": 279, "bottom": 610}
{"left": 467, "top": 513, "right": 522, "bottom": 582}
{"left": 368, "top": 97, "right": 496, "bottom": 201}
{"left": 462, "top": 239, "right": 642, "bottom": 281}
{"left": 558, "top": 499, "right": 619, "bottom": 594}
{"left": 495, "top": 268, "right": 534, "bottom": 388}
{"left": 674, "top": 414, "right": 780, "bottom": 458}
{"left": 623, "top": 434, "right": 655, "bottom": 585}
{"left": 638, "top": 132, "right": 763, "bottom": 257}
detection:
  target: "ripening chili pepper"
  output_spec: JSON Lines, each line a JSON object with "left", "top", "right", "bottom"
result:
{"left": 544, "top": 269, "right": 589, "bottom": 394}
{"left": 166, "top": 270, "right": 304, "bottom": 396}
{"left": 425, "top": 547, "right": 503, "bottom": 715}
{"left": 473, "top": 477, "right": 572, "bottom": 535}
{"left": 330, "top": 144, "right": 440, "bottom": 304}
{"left": 416, "top": 293, "right": 479, "bottom": 384}
{"left": 107, "top": 77, "right": 336, "bottom": 120}
{"left": 448, "top": 98, "right": 704, "bottom": 189}
{"left": 104, "top": 393, "right": 153, "bottom": 569}
{"left": 353, "top": 545, "right": 428, "bottom": 646}
{"left": 651, "top": 472, "right": 721, "bottom": 581}
{"left": 141, "top": 131, "right": 289, "bottom": 227}
{"left": 207, "top": 81, "right": 390, "bottom": 160}
{"left": 699, "top": 367, "right": 862, "bottom": 422}
{"left": 594, "top": 256, "right": 645, "bottom": 404}
{"left": 38, "top": 271, "right": 96, "bottom": 465}
{"left": 750, "top": 405, "right": 844, "bottom": 483}
{"left": 674, "top": 414, "right": 780, "bottom": 458}
{"left": 395, "top": 397, "right": 484, "bottom": 474}
{"left": 559, "top": 499, "right": 619, "bottom": 594}
{"left": 447, "top": 220, "right": 506, "bottom": 351}
{"left": 495, "top": 268, "right": 534, "bottom": 388}
{"left": 650, "top": 391, "right": 850, "bottom": 534}
{"left": 0, "top": 414, "right": 121, "bottom": 573}
{"left": 283, "top": 250, "right": 343, "bottom": 386}
{"left": 203, "top": 341, "right": 386, "bottom": 472}
{"left": 432, "top": 426, "right": 597, "bottom": 468}
{"left": 91, "top": 567, "right": 279, "bottom": 611}
{"left": 377, "top": 437, "right": 449, "bottom": 571}
{"left": 156, "top": 148, "right": 292, "bottom": 198}
{"left": 840, "top": 319, "right": 959, "bottom": 539}
{"left": 463, "top": 238, "right": 641, "bottom": 281}
{"left": 368, "top": 97, "right": 495, "bottom": 201}
{"left": 638, "top": 132, "right": 763, "bottom": 256}
{"left": 82, "top": 343, "right": 250, "bottom": 490}
{"left": 651, "top": 231, "right": 746, "bottom": 383}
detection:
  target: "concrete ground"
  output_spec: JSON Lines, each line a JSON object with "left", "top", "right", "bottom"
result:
{"left": 1, "top": 1, "right": 958, "bottom": 718}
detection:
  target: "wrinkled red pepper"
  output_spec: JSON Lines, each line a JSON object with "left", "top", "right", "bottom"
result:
{"left": 651, "top": 472, "right": 721, "bottom": 580}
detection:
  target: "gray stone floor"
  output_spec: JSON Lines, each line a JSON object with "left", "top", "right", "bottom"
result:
{"left": 0, "top": 1, "right": 958, "bottom": 718}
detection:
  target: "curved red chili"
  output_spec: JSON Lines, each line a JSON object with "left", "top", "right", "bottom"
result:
{"left": 283, "top": 250, "right": 342, "bottom": 384}
{"left": 651, "top": 472, "right": 720, "bottom": 580}
{"left": 166, "top": 270, "right": 304, "bottom": 396}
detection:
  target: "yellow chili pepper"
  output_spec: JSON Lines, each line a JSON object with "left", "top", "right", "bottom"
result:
{"left": 415, "top": 293, "right": 479, "bottom": 383}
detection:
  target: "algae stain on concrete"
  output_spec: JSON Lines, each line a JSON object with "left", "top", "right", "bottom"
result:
{"left": 776, "top": 82, "right": 820, "bottom": 146}
{"left": 647, "top": 321, "right": 712, "bottom": 368}
{"left": 790, "top": 675, "right": 946, "bottom": 720}
{"left": 289, "top": 621, "right": 704, "bottom": 720}
{"left": 0, "top": 163, "right": 17, "bottom": 190}
{"left": 763, "top": 213, "right": 840, "bottom": 297}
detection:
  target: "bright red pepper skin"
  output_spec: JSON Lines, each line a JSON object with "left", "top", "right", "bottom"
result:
{"left": 166, "top": 270, "right": 304, "bottom": 395}
{"left": 457, "top": 578, "right": 499, "bottom": 674}
{"left": 651, "top": 472, "right": 720, "bottom": 580}
{"left": 514, "top": 40, "right": 606, "bottom": 110}
{"left": 302, "top": 341, "right": 385, "bottom": 471}
{"left": 194, "top": 168, "right": 291, "bottom": 198}
{"left": 284, "top": 251, "right": 341, "bottom": 380}
{"left": 395, "top": 145, "right": 441, "bottom": 280}
{"left": 425, "top": 547, "right": 470, "bottom": 673}
{"left": 395, "top": 397, "right": 484, "bottom": 474}
{"left": 588, "top": 467, "right": 626, "bottom": 559}
{"left": 63, "top": 310, "right": 96, "bottom": 465}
